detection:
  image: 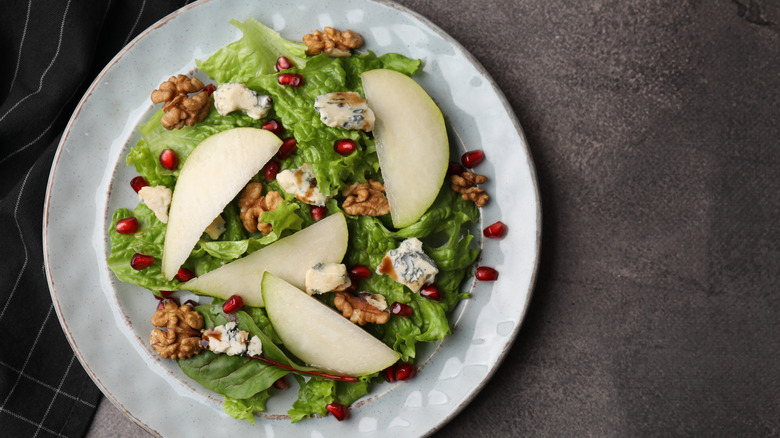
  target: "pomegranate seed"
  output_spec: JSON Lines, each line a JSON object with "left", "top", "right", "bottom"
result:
{"left": 348, "top": 265, "right": 371, "bottom": 281}
{"left": 158, "top": 290, "right": 174, "bottom": 299}
{"left": 130, "top": 176, "right": 149, "bottom": 193}
{"left": 326, "top": 402, "right": 349, "bottom": 421}
{"left": 175, "top": 268, "right": 196, "bottom": 282}
{"left": 182, "top": 299, "right": 199, "bottom": 307}
{"left": 264, "top": 160, "right": 281, "bottom": 181}
{"left": 223, "top": 295, "right": 244, "bottom": 313}
{"left": 461, "top": 150, "right": 485, "bottom": 168}
{"left": 115, "top": 217, "right": 139, "bottom": 234}
{"left": 384, "top": 364, "right": 397, "bottom": 382}
{"left": 447, "top": 161, "right": 465, "bottom": 175}
{"left": 390, "top": 302, "right": 413, "bottom": 317}
{"left": 201, "top": 83, "right": 217, "bottom": 96}
{"left": 394, "top": 362, "right": 416, "bottom": 381}
{"left": 475, "top": 266, "right": 499, "bottom": 281}
{"left": 483, "top": 221, "right": 507, "bottom": 238}
{"left": 276, "top": 137, "right": 298, "bottom": 159}
{"left": 342, "top": 283, "right": 356, "bottom": 294}
{"left": 310, "top": 205, "right": 327, "bottom": 222}
{"left": 159, "top": 148, "right": 179, "bottom": 170}
{"left": 333, "top": 139, "right": 357, "bottom": 156}
{"left": 130, "top": 253, "right": 154, "bottom": 270}
{"left": 274, "top": 56, "right": 293, "bottom": 72}
{"left": 157, "top": 297, "right": 180, "bottom": 310}
{"left": 277, "top": 73, "right": 303, "bottom": 87}
{"left": 273, "top": 377, "right": 289, "bottom": 390}
{"left": 261, "top": 118, "right": 284, "bottom": 136}
{"left": 420, "top": 284, "right": 442, "bottom": 301}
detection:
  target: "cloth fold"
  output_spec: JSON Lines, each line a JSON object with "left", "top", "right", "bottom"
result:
{"left": 1, "top": 1, "right": 184, "bottom": 436}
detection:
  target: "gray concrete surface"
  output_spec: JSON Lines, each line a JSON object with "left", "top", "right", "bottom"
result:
{"left": 88, "top": 0, "right": 780, "bottom": 436}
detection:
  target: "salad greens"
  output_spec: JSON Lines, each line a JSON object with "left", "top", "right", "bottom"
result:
{"left": 108, "top": 17, "right": 480, "bottom": 423}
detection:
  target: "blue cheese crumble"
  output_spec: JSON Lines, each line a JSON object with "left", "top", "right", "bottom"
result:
{"left": 246, "top": 335, "right": 263, "bottom": 357}
{"left": 276, "top": 163, "right": 330, "bottom": 206}
{"left": 360, "top": 292, "right": 388, "bottom": 312}
{"left": 213, "top": 83, "right": 273, "bottom": 120}
{"left": 377, "top": 237, "right": 438, "bottom": 293}
{"left": 305, "top": 262, "right": 352, "bottom": 295}
{"left": 138, "top": 185, "right": 172, "bottom": 224}
{"left": 204, "top": 215, "right": 226, "bottom": 240}
{"left": 201, "top": 322, "right": 262, "bottom": 357}
{"left": 313, "top": 92, "right": 375, "bottom": 131}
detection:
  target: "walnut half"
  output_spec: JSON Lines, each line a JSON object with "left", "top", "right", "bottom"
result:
{"left": 342, "top": 180, "right": 390, "bottom": 216}
{"left": 451, "top": 171, "right": 489, "bottom": 207}
{"left": 150, "top": 302, "right": 204, "bottom": 360}
{"left": 333, "top": 292, "right": 390, "bottom": 325}
{"left": 238, "top": 182, "right": 283, "bottom": 235}
{"left": 303, "top": 27, "right": 363, "bottom": 57}
{"left": 151, "top": 74, "right": 212, "bottom": 130}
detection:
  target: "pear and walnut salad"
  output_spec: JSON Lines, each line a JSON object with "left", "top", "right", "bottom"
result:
{"left": 108, "top": 18, "right": 499, "bottom": 424}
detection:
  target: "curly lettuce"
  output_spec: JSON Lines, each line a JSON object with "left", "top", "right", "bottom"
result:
{"left": 195, "top": 18, "right": 309, "bottom": 83}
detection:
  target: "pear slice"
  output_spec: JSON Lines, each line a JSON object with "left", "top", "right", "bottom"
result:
{"left": 161, "top": 127, "right": 282, "bottom": 280}
{"left": 261, "top": 272, "right": 400, "bottom": 376}
{"left": 361, "top": 69, "right": 450, "bottom": 228}
{"left": 184, "top": 213, "right": 348, "bottom": 307}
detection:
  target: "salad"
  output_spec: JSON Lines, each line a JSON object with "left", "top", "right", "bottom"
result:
{"left": 107, "top": 18, "right": 492, "bottom": 424}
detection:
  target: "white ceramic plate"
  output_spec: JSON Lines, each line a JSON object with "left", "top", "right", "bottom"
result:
{"left": 43, "top": 0, "right": 540, "bottom": 436}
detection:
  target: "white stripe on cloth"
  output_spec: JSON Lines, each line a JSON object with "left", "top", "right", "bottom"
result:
{"left": 0, "top": 105, "right": 65, "bottom": 166}
{"left": 122, "top": 0, "right": 147, "bottom": 47}
{"left": 34, "top": 355, "right": 75, "bottom": 438}
{"left": 0, "top": 166, "right": 33, "bottom": 321}
{"left": 0, "top": 360, "right": 96, "bottom": 409}
{"left": 8, "top": 0, "right": 33, "bottom": 95}
{"left": 1, "top": 1, "right": 114, "bottom": 164}
{"left": 0, "top": 408, "right": 68, "bottom": 438}
{"left": 0, "top": 305, "right": 54, "bottom": 410}
{"left": 0, "top": 0, "right": 72, "bottom": 124}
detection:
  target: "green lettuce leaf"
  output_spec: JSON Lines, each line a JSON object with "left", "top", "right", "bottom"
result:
{"left": 198, "top": 240, "right": 249, "bottom": 261}
{"left": 244, "top": 306, "right": 282, "bottom": 345}
{"left": 178, "top": 343, "right": 289, "bottom": 401}
{"left": 223, "top": 389, "right": 273, "bottom": 424}
{"left": 256, "top": 199, "right": 304, "bottom": 244}
{"left": 287, "top": 377, "right": 370, "bottom": 423}
{"left": 334, "top": 379, "right": 370, "bottom": 406}
{"left": 340, "top": 52, "right": 421, "bottom": 94}
{"left": 412, "top": 293, "right": 451, "bottom": 342}
{"left": 107, "top": 206, "right": 178, "bottom": 291}
{"left": 288, "top": 378, "right": 333, "bottom": 423}
{"left": 222, "top": 201, "right": 248, "bottom": 241}
{"left": 196, "top": 18, "right": 308, "bottom": 84}
{"left": 377, "top": 52, "right": 422, "bottom": 76}
{"left": 379, "top": 315, "right": 421, "bottom": 361}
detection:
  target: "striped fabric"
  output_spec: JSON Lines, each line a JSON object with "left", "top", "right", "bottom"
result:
{"left": 0, "top": 2, "right": 185, "bottom": 436}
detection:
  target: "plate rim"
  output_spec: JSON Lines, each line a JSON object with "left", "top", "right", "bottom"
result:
{"left": 42, "top": 0, "right": 542, "bottom": 436}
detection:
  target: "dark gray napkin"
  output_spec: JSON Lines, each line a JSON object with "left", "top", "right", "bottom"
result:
{"left": 0, "top": 2, "right": 183, "bottom": 436}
